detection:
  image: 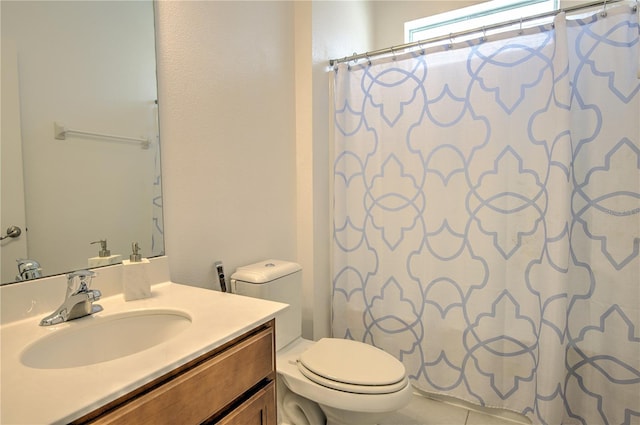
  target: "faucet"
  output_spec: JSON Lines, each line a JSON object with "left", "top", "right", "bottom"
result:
{"left": 15, "top": 258, "right": 42, "bottom": 281}
{"left": 39, "top": 270, "right": 103, "bottom": 326}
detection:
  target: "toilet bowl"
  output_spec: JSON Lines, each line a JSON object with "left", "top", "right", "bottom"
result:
{"left": 231, "top": 260, "right": 412, "bottom": 425}
{"left": 277, "top": 337, "right": 413, "bottom": 425}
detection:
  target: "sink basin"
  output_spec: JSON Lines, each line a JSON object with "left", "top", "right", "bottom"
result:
{"left": 21, "top": 309, "right": 191, "bottom": 369}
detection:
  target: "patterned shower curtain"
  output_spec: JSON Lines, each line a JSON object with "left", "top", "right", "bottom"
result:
{"left": 331, "top": 5, "right": 639, "bottom": 425}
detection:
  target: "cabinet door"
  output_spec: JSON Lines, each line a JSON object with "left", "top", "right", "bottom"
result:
{"left": 88, "top": 324, "right": 274, "bottom": 425}
{"left": 216, "top": 381, "right": 276, "bottom": 425}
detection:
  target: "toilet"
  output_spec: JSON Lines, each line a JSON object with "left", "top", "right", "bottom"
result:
{"left": 230, "top": 260, "right": 413, "bottom": 425}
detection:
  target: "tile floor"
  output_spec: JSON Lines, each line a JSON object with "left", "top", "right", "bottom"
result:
{"left": 380, "top": 392, "right": 531, "bottom": 425}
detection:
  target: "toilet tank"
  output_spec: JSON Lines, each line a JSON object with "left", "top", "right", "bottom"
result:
{"left": 230, "top": 259, "right": 302, "bottom": 351}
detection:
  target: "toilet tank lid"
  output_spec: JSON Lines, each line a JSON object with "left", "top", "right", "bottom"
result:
{"left": 231, "top": 259, "right": 301, "bottom": 283}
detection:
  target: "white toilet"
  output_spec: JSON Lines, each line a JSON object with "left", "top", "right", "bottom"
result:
{"left": 230, "top": 260, "right": 413, "bottom": 425}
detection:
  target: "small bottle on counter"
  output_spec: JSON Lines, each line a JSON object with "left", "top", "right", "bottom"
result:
{"left": 122, "top": 242, "right": 151, "bottom": 301}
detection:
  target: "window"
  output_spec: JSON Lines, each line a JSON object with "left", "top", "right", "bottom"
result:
{"left": 405, "top": 0, "right": 558, "bottom": 43}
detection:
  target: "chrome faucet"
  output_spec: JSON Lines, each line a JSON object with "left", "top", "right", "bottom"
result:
{"left": 39, "top": 270, "right": 103, "bottom": 326}
{"left": 16, "top": 258, "right": 42, "bottom": 281}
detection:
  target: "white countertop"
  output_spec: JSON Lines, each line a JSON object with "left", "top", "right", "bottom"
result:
{"left": 0, "top": 281, "right": 287, "bottom": 424}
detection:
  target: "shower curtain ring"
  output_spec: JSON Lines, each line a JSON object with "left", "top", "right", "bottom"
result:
{"left": 601, "top": 0, "right": 608, "bottom": 17}
{"left": 482, "top": 27, "right": 487, "bottom": 42}
{"left": 448, "top": 33, "right": 454, "bottom": 49}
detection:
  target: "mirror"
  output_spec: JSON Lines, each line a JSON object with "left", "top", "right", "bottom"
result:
{"left": 1, "top": 1, "right": 163, "bottom": 284}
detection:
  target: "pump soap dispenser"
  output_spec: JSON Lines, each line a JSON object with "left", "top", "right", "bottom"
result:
{"left": 88, "top": 239, "right": 122, "bottom": 268}
{"left": 122, "top": 242, "right": 151, "bottom": 301}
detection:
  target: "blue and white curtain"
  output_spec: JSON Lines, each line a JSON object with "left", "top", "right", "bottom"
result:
{"left": 331, "top": 5, "right": 639, "bottom": 424}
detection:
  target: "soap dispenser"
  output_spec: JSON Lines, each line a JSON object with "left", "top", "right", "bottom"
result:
{"left": 129, "top": 242, "right": 142, "bottom": 262}
{"left": 122, "top": 242, "right": 151, "bottom": 301}
{"left": 88, "top": 239, "right": 122, "bottom": 267}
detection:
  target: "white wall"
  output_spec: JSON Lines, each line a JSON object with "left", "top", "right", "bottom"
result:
{"left": 155, "top": 2, "right": 298, "bottom": 291}
{"left": 155, "top": 0, "right": 372, "bottom": 340}
{"left": 308, "top": 1, "right": 373, "bottom": 339}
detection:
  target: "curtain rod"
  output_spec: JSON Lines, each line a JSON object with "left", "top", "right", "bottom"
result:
{"left": 329, "top": 0, "right": 632, "bottom": 66}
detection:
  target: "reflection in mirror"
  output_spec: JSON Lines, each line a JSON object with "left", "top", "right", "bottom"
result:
{"left": 1, "top": 1, "right": 164, "bottom": 285}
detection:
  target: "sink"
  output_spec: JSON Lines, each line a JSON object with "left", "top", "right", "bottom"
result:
{"left": 21, "top": 309, "right": 191, "bottom": 369}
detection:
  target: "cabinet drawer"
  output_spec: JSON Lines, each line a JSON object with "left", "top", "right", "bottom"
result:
{"left": 215, "top": 381, "right": 275, "bottom": 425}
{"left": 92, "top": 325, "right": 274, "bottom": 425}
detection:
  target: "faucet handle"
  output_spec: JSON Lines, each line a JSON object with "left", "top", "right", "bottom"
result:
{"left": 67, "top": 269, "right": 96, "bottom": 280}
{"left": 66, "top": 269, "right": 96, "bottom": 296}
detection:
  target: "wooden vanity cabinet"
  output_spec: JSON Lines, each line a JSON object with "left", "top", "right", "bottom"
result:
{"left": 73, "top": 319, "right": 276, "bottom": 425}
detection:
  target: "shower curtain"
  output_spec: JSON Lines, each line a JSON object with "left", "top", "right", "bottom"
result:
{"left": 331, "top": 5, "right": 639, "bottom": 425}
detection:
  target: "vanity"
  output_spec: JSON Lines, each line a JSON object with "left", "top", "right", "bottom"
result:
{"left": 0, "top": 257, "right": 287, "bottom": 424}
{"left": 75, "top": 320, "right": 276, "bottom": 424}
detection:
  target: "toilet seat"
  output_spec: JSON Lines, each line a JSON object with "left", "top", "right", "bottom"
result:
{"left": 297, "top": 338, "right": 408, "bottom": 394}
{"left": 297, "top": 361, "right": 408, "bottom": 394}
{"left": 277, "top": 337, "right": 414, "bottom": 415}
